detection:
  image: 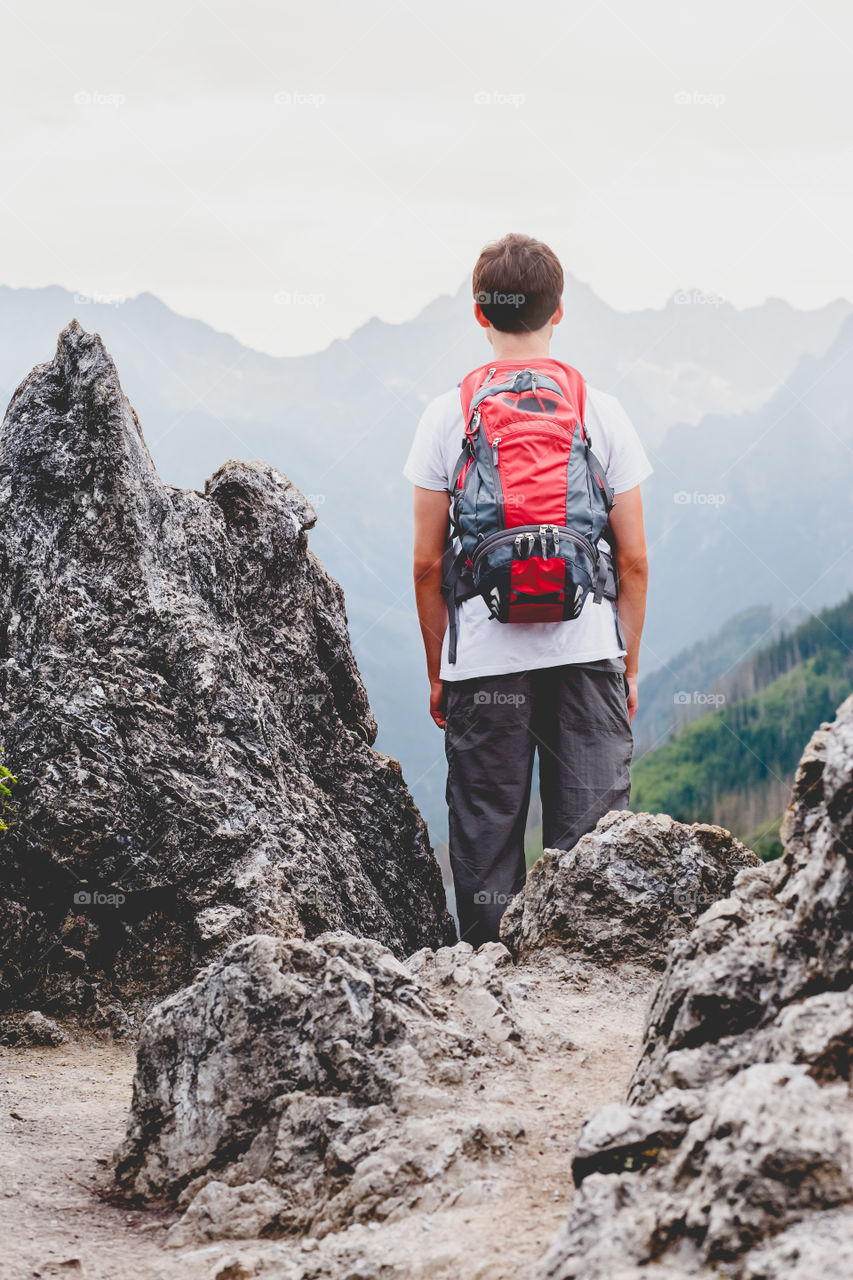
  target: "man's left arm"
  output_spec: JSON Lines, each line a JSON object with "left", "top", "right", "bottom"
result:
{"left": 607, "top": 485, "right": 649, "bottom": 722}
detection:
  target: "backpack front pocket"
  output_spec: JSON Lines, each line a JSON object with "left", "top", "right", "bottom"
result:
{"left": 470, "top": 524, "right": 597, "bottom": 623}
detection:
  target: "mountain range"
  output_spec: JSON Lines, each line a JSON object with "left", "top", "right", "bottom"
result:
{"left": 1, "top": 278, "right": 851, "bottom": 841}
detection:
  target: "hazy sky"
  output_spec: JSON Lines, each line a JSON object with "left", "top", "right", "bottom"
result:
{"left": 2, "top": 0, "right": 852, "bottom": 355}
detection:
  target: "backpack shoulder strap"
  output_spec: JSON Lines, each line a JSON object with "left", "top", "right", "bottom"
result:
{"left": 566, "top": 372, "right": 615, "bottom": 512}
{"left": 558, "top": 362, "right": 587, "bottom": 429}
{"left": 441, "top": 545, "right": 477, "bottom": 665}
{"left": 459, "top": 364, "right": 493, "bottom": 420}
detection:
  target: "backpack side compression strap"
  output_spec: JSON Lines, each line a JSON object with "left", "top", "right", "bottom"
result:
{"left": 441, "top": 544, "right": 478, "bottom": 665}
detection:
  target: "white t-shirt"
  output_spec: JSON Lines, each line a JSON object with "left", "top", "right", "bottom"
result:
{"left": 403, "top": 380, "right": 653, "bottom": 680}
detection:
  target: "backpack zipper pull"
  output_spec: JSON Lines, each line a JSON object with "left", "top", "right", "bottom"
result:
{"left": 492, "top": 436, "right": 501, "bottom": 465}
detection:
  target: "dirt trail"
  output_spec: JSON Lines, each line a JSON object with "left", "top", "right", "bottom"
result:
{"left": 0, "top": 961, "right": 652, "bottom": 1280}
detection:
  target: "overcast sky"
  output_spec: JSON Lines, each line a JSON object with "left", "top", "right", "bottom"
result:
{"left": 2, "top": 0, "right": 852, "bottom": 355}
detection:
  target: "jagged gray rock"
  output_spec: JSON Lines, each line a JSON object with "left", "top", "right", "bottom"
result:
{"left": 114, "top": 931, "right": 523, "bottom": 1245}
{"left": 0, "top": 322, "right": 454, "bottom": 1016}
{"left": 534, "top": 695, "right": 853, "bottom": 1279}
{"left": 500, "top": 810, "right": 758, "bottom": 967}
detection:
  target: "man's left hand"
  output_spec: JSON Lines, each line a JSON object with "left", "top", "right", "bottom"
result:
{"left": 625, "top": 673, "right": 638, "bottom": 723}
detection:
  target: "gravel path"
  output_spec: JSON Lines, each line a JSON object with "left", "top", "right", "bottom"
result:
{"left": 0, "top": 961, "right": 652, "bottom": 1280}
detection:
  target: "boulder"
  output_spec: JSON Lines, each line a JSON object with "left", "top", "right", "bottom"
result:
{"left": 114, "top": 931, "right": 522, "bottom": 1244}
{"left": 0, "top": 323, "right": 454, "bottom": 1016}
{"left": 500, "top": 810, "right": 758, "bottom": 967}
{"left": 533, "top": 695, "right": 853, "bottom": 1279}
{"left": 0, "top": 1008, "right": 67, "bottom": 1046}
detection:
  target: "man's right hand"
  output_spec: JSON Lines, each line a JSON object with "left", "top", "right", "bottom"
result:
{"left": 413, "top": 487, "right": 451, "bottom": 730}
{"left": 430, "top": 678, "right": 446, "bottom": 729}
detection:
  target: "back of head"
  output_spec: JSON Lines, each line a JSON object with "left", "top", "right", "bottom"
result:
{"left": 472, "top": 232, "right": 564, "bottom": 334}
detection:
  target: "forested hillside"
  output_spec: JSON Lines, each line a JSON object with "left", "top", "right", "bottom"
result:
{"left": 630, "top": 594, "right": 853, "bottom": 856}
{"left": 632, "top": 603, "right": 793, "bottom": 756}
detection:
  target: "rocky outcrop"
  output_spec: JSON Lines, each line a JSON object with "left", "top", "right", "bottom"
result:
{"left": 105, "top": 800, "right": 787, "bottom": 1270}
{"left": 500, "top": 811, "right": 758, "bottom": 967}
{"left": 107, "top": 797, "right": 772, "bottom": 1263}
{"left": 114, "top": 931, "right": 525, "bottom": 1244}
{"left": 111, "top": 798, "right": 753, "bottom": 1259}
{"left": 0, "top": 322, "right": 454, "bottom": 1016}
{"left": 534, "top": 695, "right": 853, "bottom": 1280}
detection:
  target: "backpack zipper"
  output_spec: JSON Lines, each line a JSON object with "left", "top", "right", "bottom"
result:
{"left": 471, "top": 524, "right": 597, "bottom": 573}
{"left": 492, "top": 417, "right": 574, "bottom": 440}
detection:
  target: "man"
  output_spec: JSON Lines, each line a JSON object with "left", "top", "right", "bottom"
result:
{"left": 404, "top": 233, "right": 651, "bottom": 946}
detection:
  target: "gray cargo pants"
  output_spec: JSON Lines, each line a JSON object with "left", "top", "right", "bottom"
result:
{"left": 444, "top": 659, "right": 633, "bottom": 946}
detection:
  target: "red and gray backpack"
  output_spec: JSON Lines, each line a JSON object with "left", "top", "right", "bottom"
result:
{"left": 442, "top": 358, "right": 620, "bottom": 663}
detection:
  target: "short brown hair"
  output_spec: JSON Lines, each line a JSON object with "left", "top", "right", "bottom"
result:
{"left": 472, "top": 233, "right": 564, "bottom": 333}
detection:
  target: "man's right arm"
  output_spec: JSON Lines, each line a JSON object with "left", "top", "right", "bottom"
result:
{"left": 412, "top": 486, "right": 451, "bottom": 729}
